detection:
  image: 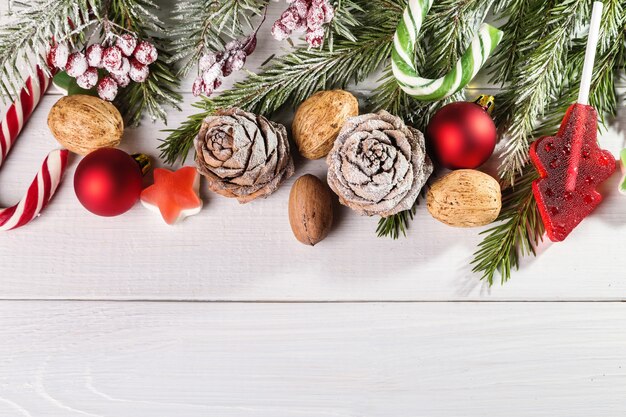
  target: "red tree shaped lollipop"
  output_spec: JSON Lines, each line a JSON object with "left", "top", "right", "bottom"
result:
{"left": 530, "top": 2, "right": 615, "bottom": 242}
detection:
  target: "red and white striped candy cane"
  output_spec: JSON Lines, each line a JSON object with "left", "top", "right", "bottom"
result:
{"left": 0, "top": 66, "right": 69, "bottom": 231}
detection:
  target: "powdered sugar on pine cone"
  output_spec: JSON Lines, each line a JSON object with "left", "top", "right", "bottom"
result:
{"left": 272, "top": 0, "right": 334, "bottom": 47}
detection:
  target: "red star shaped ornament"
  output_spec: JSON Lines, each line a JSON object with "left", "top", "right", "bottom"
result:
{"left": 140, "top": 166, "right": 203, "bottom": 225}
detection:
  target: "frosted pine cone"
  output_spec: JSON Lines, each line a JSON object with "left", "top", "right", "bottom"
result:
{"left": 326, "top": 111, "right": 433, "bottom": 217}
{"left": 195, "top": 108, "right": 294, "bottom": 203}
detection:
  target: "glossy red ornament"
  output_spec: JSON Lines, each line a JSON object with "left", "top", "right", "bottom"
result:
{"left": 74, "top": 148, "right": 150, "bottom": 216}
{"left": 426, "top": 95, "right": 497, "bottom": 169}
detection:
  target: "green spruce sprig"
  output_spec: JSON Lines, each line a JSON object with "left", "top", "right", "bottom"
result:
{"left": 107, "top": 0, "right": 182, "bottom": 126}
{"left": 494, "top": 0, "right": 590, "bottom": 185}
{"left": 473, "top": 0, "right": 625, "bottom": 284}
{"left": 160, "top": 0, "right": 390, "bottom": 164}
{"left": 169, "top": 0, "right": 269, "bottom": 78}
{"left": 471, "top": 166, "right": 543, "bottom": 285}
{"left": 0, "top": 0, "right": 100, "bottom": 102}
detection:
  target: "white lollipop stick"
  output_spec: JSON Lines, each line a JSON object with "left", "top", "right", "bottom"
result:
{"left": 578, "top": 1, "right": 603, "bottom": 105}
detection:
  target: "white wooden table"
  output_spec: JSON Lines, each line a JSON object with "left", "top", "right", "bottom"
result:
{"left": 1, "top": 3, "right": 625, "bottom": 416}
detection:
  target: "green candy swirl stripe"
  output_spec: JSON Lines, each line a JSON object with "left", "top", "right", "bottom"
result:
{"left": 392, "top": 0, "right": 504, "bottom": 101}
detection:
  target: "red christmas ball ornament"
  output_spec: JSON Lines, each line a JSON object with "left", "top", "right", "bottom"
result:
{"left": 426, "top": 95, "right": 497, "bottom": 170}
{"left": 74, "top": 148, "right": 151, "bottom": 217}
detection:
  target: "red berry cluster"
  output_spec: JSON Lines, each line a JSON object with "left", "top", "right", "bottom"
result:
{"left": 192, "top": 34, "right": 257, "bottom": 97}
{"left": 271, "top": 0, "right": 334, "bottom": 47}
{"left": 48, "top": 34, "right": 158, "bottom": 101}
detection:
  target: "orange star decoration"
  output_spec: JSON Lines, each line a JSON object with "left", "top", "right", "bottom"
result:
{"left": 140, "top": 166, "right": 203, "bottom": 225}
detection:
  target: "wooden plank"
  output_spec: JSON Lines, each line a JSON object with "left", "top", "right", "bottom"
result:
{"left": 0, "top": 94, "right": 625, "bottom": 301}
{"left": 0, "top": 301, "right": 624, "bottom": 416}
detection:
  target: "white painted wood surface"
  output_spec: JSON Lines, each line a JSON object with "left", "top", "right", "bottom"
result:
{"left": 0, "top": 302, "right": 625, "bottom": 417}
{"left": 1, "top": 2, "right": 626, "bottom": 415}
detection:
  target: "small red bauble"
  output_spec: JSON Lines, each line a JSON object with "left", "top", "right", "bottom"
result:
{"left": 74, "top": 148, "right": 149, "bottom": 217}
{"left": 426, "top": 95, "right": 497, "bottom": 170}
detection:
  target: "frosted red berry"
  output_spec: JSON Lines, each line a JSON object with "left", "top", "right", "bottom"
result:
{"left": 97, "top": 76, "right": 118, "bottom": 101}
{"left": 48, "top": 43, "right": 69, "bottom": 69}
{"left": 305, "top": 28, "right": 325, "bottom": 48}
{"left": 133, "top": 41, "right": 158, "bottom": 65}
{"left": 129, "top": 58, "right": 149, "bottom": 82}
{"left": 66, "top": 52, "right": 88, "bottom": 77}
{"left": 112, "top": 57, "right": 131, "bottom": 76}
{"left": 76, "top": 67, "right": 99, "bottom": 89}
{"left": 86, "top": 44, "right": 104, "bottom": 68}
{"left": 102, "top": 46, "right": 123, "bottom": 72}
{"left": 199, "top": 54, "right": 216, "bottom": 72}
{"left": 116, "top": 34, "right": 138, "bottom": 57}
{"left": 110, "top": 72, "right": 131, "bottom": 88}
{"left": 192, "top": 77, "right": 205, "bottom": 96}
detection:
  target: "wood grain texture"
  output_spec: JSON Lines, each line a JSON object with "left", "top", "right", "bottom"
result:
{"left": 0, "top": 301, "right": 624, "bottom": 417}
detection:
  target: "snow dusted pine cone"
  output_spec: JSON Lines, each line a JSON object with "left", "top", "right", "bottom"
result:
{"left": 195, "top": 108, "right": 295, "bottom": 203}
{"left": 326, "top": 111, "right": 434, "bottom": 217}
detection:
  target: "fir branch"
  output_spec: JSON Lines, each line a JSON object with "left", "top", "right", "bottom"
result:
{"left": 471, "top": 165, "right": 543, "bottom": 285}
{"left": 473, "top": 0, "right": 625, "bottom": 284}
{"left": 160, "top": 2, "right": 398, "bottom": 164}
{"left": 376, "top": 204, "right": 416, "bottom": 239}
{"left": 169, "top": 0, "right": 268, "bottom": 78}
{"left": 0, "top": 0, "right": 100, "bottom": 102}
{"left": 488, "top": 0, "right": 538, "bottom": 84}
{"left": 107, "top": 0, "right": 182, "bottom": 126}
{"left": 325, "top": 0, "right": 362, "bottom": 49}
{"left": 494, "top": 0, "right": 590, "bottom": 185}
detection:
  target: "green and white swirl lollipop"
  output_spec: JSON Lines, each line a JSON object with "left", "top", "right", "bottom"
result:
{"left": 392, "top": 0, "right": 504, "bottom": 101}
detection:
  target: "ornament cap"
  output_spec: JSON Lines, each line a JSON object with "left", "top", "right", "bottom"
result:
{"left": 132, "top": 153, "right": 152, "bottom": 176}
{"left": 474, "top": 95, "right": 495, "bottom": 115}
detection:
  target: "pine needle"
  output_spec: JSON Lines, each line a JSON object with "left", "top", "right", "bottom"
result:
{"left": 160, "top": 0, "right": 395, "bottom": 164}
{"left": 471, "top": 166, "right": 543, "bottom": 285}
{"left": 473, "top": 0, "right": 626, "bottom": 285}
{"left": 0, "top": 0, "right": 100, "bottom": 103}
{"left": 108, "top": 0, "right": 182, "bottom": 126}
{"left": 169, "top": 0, "right": 269, "bottom": 78}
